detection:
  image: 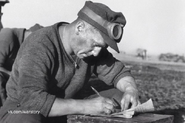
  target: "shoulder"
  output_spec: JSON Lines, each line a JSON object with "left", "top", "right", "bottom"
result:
{"left": 0, "top": 28, "right": 25, "bottom": 42}
{"left": 21, "top": 26, "right": 60, "bottom": 56}
{"left": 0, "top": 28, "right": 25, "bottom": 35}
{"left": 0, "top": 28, "right": 14, "bottom": 37}
{"left": 0, "top": 28, "right": 17, "bottom": 48}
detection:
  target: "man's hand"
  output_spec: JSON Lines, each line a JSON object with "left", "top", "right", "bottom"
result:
{"left": 121, "top": 88, "right": 140, "bottom": 111}
{"left": 83, "top": 96, "right": 115, "bottom": 115}
{"left": 116, "top": 76, "right": 140, "bottom": 111}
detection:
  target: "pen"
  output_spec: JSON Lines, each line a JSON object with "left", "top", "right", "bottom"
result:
{"left": 91, "top": 86, "right": 116, "bottom": 107}
{"left": 91, "top": 86, "right": 102, "bottom": 97}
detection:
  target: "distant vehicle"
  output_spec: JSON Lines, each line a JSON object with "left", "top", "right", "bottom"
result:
{"left": 159, "top": 53, "right": 185, "bottom": 63}
{"left": 136, "top": 48, "right": 147, "bottom": 60}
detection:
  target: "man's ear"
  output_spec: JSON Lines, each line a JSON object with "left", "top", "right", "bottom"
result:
{"left": 75, "top": 21, "right": 85, "bottom": 35}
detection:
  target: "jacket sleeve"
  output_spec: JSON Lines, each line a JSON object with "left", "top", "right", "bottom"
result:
{"left": 15, "top": 36, "right": 56, "bottom": 117}
{"left": 93, "top": 49, "right": 133, "bottom": 87}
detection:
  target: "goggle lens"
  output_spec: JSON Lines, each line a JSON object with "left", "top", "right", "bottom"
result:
{"left": 113, "top": 25, "right": 120, "bottom": 38}
{"left": 111, "top": 24, "right": 123, "bottom": 40}
{"left": 107, "top": 23, "right": 123, "bottom": 40}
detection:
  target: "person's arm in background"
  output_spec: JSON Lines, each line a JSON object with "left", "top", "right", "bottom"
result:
{"left": 0, "top": 28, "right": 18, "bottom": 76}
{"left": 0, "top": 28, "right": 15, "bottom": 105}
{"left": 0, "top": 29, "right": 35, "bottom": 76}
{"left": 0, "top": 67, "right": 9, "bottom": 105}
{"left": 116, "top": 76, "right": 140, "bottom": 111}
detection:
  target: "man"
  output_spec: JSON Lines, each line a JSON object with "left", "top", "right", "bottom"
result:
{"left": 0, "top": 24, "right": 43, "bottom": 106}
{"left": 0, "top": 1, "right": 140, "bottom": 123}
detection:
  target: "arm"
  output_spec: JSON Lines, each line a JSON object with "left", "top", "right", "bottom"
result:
{"left": 116, "top": 76, "right": 140, "bottom": 111}
{"left": 0, "top": 28, "right": 21, "bottom": 76}
{"left": 49, "top": 96, "right": 115, "bottom": 116}
{"left": 94, "top": 49, "right": 140, "bottom": 110}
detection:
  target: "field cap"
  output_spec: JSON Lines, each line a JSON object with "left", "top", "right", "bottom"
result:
{"left": 29, "top": 23, "right": 43, "bottom": 32}
{"left": 78, "top": 1, "right": 126, "bottom": 53}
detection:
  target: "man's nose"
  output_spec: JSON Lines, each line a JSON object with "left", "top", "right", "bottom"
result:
{"left": 92, "top": 47, "right": 102, "bottom": 57}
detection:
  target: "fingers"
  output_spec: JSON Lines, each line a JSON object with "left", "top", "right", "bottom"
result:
{"left": 103, "top": 107, "right": 112, "bottom": 114}
{"left": 121, "top": 98, "right": 129, "bottom": 111}
{"left": 85, "top": 97, "right": 117, "bottom": 115}
{"left": 104, "top": 99, "right": 114, "bottom": 114}
{"left": 105, "top": 98, "right": 115, "bottom": 107}
{"left": 91, "top": 97, "right": 121, "bottom": 115}
{"left": 121, "top": 95, "right": 140, "bottom": 111}
{"left": 102, "top": 98, "right": 115, "bottom": 114}
{"left": 131, "top": 100, "right": 140, "bottom": 109}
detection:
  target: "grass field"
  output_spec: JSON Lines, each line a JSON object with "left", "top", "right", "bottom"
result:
{"left": 86, "top": 53, "right": 185, "bottom": 123}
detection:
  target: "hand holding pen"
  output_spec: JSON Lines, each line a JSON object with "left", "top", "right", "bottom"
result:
{"left": 91, "top": 86, "right": 118, "bottom": 113}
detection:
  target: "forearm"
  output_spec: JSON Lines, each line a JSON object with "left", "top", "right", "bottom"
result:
{"left": 116, "top": 76, "right": 138, "bottom": 93}
{"left": 48, "top": 96, "right": 114, "bottom": 117}
{"left": 116, "top": 76, "right": 139, "bottom": 110}
{"left": 48, "top": 98, "right": 84, "bottom": 117}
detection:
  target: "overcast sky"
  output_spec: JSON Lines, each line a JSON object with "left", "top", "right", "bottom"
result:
{"left": 1, "top": 0, "right": 185, "bottom": 55}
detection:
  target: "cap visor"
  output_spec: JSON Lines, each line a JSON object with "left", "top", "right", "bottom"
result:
{"left": 100, "top": 32, "right": 120, "bottom": 53}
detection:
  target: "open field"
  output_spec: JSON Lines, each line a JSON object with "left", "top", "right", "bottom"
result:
{"left": 113, "top": 53, "right": 185, "bottom": 72}
{"left": 82, "top": 53, "right": 185, "bottom": 123}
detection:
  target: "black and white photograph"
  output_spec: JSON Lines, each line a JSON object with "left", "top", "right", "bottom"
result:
{"left": 0, "top": 0, "right": 184, "bottom": 123}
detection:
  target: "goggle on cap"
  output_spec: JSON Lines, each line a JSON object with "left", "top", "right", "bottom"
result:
{"left": 78, "top": 1, "right": 126, "bottom": 53}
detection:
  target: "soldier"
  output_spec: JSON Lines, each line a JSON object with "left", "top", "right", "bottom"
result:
{"left": 0, "top": 1, "right": 140, "bottom": 123}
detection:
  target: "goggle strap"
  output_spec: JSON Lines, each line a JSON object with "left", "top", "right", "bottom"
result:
{"left": 80, "top": 6, "right": 123, "bottom": 40}
{"left": 80, "top": 6, "right": 109, "bottom": 35}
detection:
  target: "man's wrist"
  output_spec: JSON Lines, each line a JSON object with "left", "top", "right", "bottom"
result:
{"left": 116, "top": 76, "right": 137, "bottom": 92}
{"left": 73, "top": 99, "right": 87, "bottom": 114}
{"left": 125, "top": 86, "right": 138, "bottom": 94}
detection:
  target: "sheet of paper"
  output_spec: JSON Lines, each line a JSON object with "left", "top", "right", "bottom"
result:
{"left": 88, "top": 98, "right": 155, "bottom": 118}
{"left": 111, "top": 98, "right": 155, "bottom": 118}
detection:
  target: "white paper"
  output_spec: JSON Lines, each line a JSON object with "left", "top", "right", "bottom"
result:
{"left": 111, "top": 98, "right": 155, "bottom": 118}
